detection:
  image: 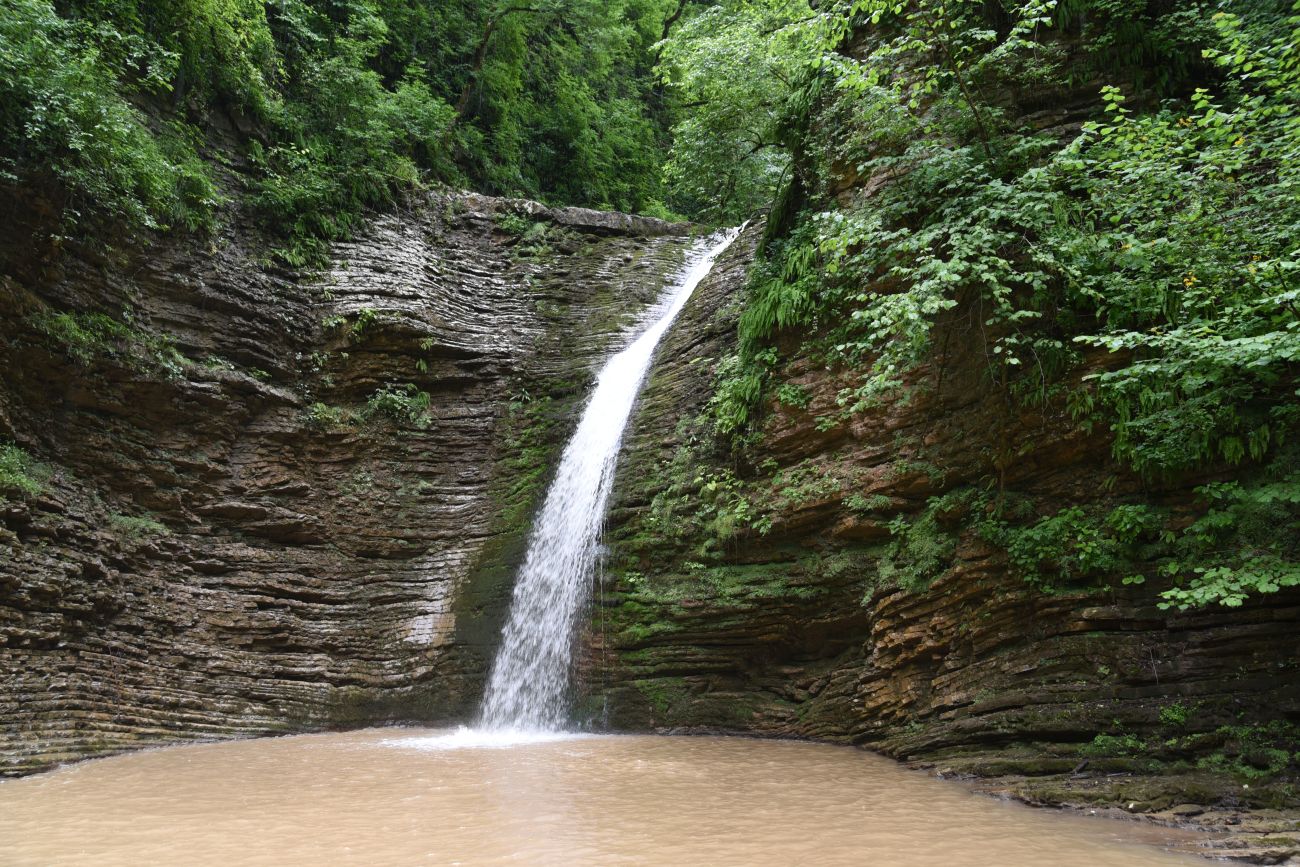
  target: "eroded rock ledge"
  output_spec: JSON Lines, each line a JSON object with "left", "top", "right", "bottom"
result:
{"left": 0, "top": 190, "right": 697, "bottom": 775}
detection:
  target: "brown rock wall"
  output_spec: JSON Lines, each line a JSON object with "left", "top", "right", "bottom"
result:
{"left": 587, "top": 222, "right": 1300, "bottom": 832}
{"left": 0, "top": 191, "right": 696, "bottom": 775}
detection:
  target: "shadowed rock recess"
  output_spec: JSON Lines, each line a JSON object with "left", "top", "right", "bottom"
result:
{"left": 0, "top": 190, "right": 693, "bottom": 775}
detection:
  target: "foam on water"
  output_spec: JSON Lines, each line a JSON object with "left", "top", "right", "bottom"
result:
{"left": 383, "top": 726, "right": 592, "bottom": 751}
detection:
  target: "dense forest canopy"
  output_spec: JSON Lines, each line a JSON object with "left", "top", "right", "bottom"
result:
{"left": 1, "top": 0, "right": 1298, "bottom": 610}
{"left": 1, "top": 0, "right": 689, "bottom": 262}
{"left": 0, "top": 0, "right": 829, "bottom": 244}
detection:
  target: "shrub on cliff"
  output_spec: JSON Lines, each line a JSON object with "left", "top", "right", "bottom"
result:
{"left": 0, "top": 443, "right": 51, "bottom": 500}
{"left": 689, "top": 0, "right": 1300, "bottom": 608}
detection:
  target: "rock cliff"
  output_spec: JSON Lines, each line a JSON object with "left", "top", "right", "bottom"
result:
{"left": 3, "top": 176, "right": 1298, "bottom": 858}
{"left": 583, "top": 220, "right": 1300, "bottom": 859}
{"left": 0, "top": 189, "right": 695, "bottom": 775}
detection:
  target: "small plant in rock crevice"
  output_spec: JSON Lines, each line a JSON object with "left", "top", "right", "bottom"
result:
{"left": 877, "top": 498, "right": 960, "bottom": 594}
{"left": 30, "top": 309, "right": 186, "bottom": 378}
{"left": 324, "top": 308, "right": 382, "bottom": 345}
{"left": 0, "top": 444, "right": 51, "bottom": 499}
{"left": 304, "top": 402, "right": 351, "bottom": 431}
{"left": 494, "top": 212, "right": 533, "bottom": 237}
{"left": 108, "top": 512, "right": 169, "bottom": 539}
{"left": 360, "top": 383, "right": 432, "bottom": 429}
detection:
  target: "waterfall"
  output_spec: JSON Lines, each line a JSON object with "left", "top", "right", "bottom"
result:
{"left": 480, "top": 229, "right": 740, "bottom": 732}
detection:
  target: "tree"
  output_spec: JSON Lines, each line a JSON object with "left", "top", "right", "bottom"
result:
{"left": 657, "top": 0, "right": 820, "bottom": 222}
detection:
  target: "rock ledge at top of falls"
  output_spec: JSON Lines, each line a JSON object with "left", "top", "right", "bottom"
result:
{"left": 456, "top": 192, "right": 694, "bottom": 237}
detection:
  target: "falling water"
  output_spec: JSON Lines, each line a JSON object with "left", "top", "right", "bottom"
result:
{"left": 480, "top": 229, "right": 740, "bottom": 731}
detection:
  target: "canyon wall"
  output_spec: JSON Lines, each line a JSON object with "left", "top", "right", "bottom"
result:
{"left": 3, "top": 180, "right": 1298, "bottom": 862}
{"left": 585, "top": 221, "right": 1300, "bottom": 830}
{"left": 0, "top": 190, "right": 695, "bottom": 775}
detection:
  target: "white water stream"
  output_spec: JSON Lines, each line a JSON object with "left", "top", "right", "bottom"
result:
{"left": 479, "top": 229, "right": 739, "bottom": 732}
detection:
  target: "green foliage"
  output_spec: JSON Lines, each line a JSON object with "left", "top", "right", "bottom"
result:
{"left": 700, "top": 1, "right": 1300, "bottom": 615}
{"left": 657, "top": 0, "right": 819, "bottom": 221}
{"left": 57, "top": 0, "right": 282, "bottom": 114}
{"left": 708, "top": 221, "right": 830, "bottom": 436}
{"left": 691, "top": 469, "right": 772, "bottom": 542}
{"left": 31, "top": 309, "right": 185, "bottom": 377}
{"left": 457, "top": 0, "right": 678, "bottom": 213}
{"left": 1155, "top": 453, "right": 1300, "bottom": 609}
{"left": 983, "top": 504, "right": 1162, "bottom": 591}
{"left": 980, "top": 450, "right": 1300, "bottom": 608}
{"left": 1, "top": 0, "right": 690, "bottom": 255}
{"left": 633, "top": 677, "right": 690, "bottom": 714}
{"left": 708, "top": 0, "right": 1300, "bottom": 478}
{"left": 303, "top": 401, "right": 350, "bottom": 431}
{"left": 323, "top": 307, "right": 383, "bottom": 344}
{"left": 845, "top": 493, "right": 892, "bottom": 516}
{"left": 107, "top": 511, "right": 168, "bottom": 538}
{"left": 1197, "top": 721, "right": 1300, "bottom": 780}
{"left": 877, "top": 492, "right": 966, "bottom": 592}
{"left": 0, "top": 0, "right": 219, "bottom": 231}
{"left": 1058, "top": 29, "right": 1300, "bottom": 475}
{"left": 1052, "top": 0, "right": 1222, "bottom": 93}
{"left": 0, "top": 443, "right": 51, "bottom": 499}
{"left": 707, "top": 348, "right": 774, "bottom": 438}
{"left": 360, "top": 382, "right": 432, "bottom": 429}
{"left": 488, "top": 213, "right": 560, "bottom": 258}
{"left": 348, "top": 308, "right": 380, "bottom": 343}
{"left": 638, "top": 441, "right": 774, "bottom": 556}
{"left": 774, "top": 382, "right": 811, "bottom": 409}
{"left": 768, "top": 460, "right": 846, "bottom": 511}
{"left": 496, "top": 393, "right": 559, "bottom": 527}
{"left": 739, "top": 232, "right": 819, "bottom": 351}
{"left": 1081, "top": 732, "right": 1146, "bottom": 758}
{"left": 1082, "top": 719, "right": 1299, "bottom": 779}
{"left": 1159, "top": 703, "right": 1190, "bottom": 727}
{"left": 494, "top": 212, "right": 533, "bottom": 236}
{"left": 619, "top": 559, "right": 820, "bottom": 614}
{"left": 248, "top": 5, "right": 458, "bottom": 265}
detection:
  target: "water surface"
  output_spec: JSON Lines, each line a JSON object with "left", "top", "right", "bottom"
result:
{"left": 0, "top": 729, "right": 1205, "bottom": 866}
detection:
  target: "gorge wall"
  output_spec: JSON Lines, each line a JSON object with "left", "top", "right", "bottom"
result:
{"left": 584, "top": 220, "right": 1300, "bottom": 838}
{"left": 0, "top": 189, "right": 695, "bottom": 775}
{"left": 3, "top": 181, "right": 1298, "bottom": 859}
{"left": 578, "top": 23, "right": 1300, "bottom": 853}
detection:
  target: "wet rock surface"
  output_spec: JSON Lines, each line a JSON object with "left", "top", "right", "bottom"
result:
{"left": 0, "top": 190, "right": 696, "bottom": 775}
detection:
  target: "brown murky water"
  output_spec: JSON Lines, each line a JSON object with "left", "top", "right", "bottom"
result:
{"left": 0, "top": 728, "right": 1205, "bottom": 866}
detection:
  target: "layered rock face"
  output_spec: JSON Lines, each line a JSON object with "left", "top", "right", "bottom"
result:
{"left": 3, "top": 171, "right": 1298, "bottom": 863}
{"left": 585, "top": 222, "right": 1300, "bottom": 823}
{"left": 578, "top": 33, "right": 1300, "bottom": 844}
{"left": 0, "top": 191, "right": 695, "bottom": 775}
